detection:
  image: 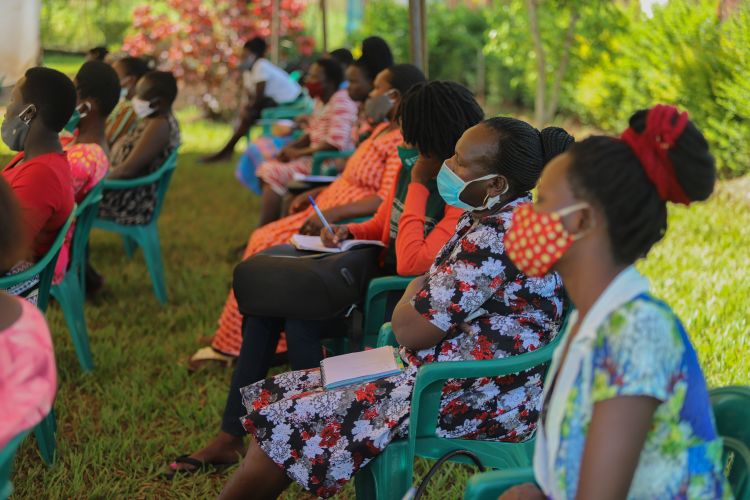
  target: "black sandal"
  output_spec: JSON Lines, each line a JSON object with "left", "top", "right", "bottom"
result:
{"left": 164, "top": 455, "right": 235, "bottom": 480}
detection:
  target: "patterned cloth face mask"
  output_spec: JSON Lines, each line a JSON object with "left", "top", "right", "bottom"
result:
{"left": 505, "top": 202, "right": 590, "bottom": 277}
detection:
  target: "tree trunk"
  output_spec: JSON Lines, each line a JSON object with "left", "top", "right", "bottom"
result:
{"left": 545, "top": 8, "right": 579, "bottom": 123}
{"left": 526, "top": 0, "right": 546, "bottom": 126}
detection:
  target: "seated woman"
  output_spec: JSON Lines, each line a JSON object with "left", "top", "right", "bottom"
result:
{"left": 167, "top": 79, "right": 484, "bottom": 477}
{"left": 499, "top": 106, "right": 730, "bottom": 499}
{"left": 189, "top": 64, "right": 427, "bottom": 368}
{"left": 53, "top": 60, "right": 121, "bottom": 284}
{"left": 97, "top": 70, "right": 181, "bottom": 225}
{"left": 237, "top": 58, "right": 359, "bottom": 227}
{"left": 0, "top": 177, "right": 57, "bottom": 449}
{"left": 215, "top": 118, "right": 574, "bottom": 499}
{"left": 106, "top": 56, "right": 150, "bottom": 147}
{"left": 1, "top": 67, "right": 76, "bottom": 302}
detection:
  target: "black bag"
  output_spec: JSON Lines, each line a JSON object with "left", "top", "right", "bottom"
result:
{"left": 233, "top": 244, "right": 382, "bottom": 320}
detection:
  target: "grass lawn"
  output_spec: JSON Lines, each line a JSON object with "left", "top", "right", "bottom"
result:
{"left": 6, "top": 107, "right": 750, "bottom": 498}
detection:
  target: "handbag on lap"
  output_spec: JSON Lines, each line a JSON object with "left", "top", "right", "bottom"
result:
{"left": 233, "top": 243, "right": 382, "bottom": 320}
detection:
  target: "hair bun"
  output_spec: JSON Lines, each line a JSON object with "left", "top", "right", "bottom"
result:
{"left": 540, "top": 127, "right": 575, "bottom": 165}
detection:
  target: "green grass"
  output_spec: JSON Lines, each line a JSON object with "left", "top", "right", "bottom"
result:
{"left": 7, "top": 114, "right": 750, "bottom": 499}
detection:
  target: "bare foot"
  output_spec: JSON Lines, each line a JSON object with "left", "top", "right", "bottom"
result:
{"left": 166, "top": 432, "right": 246, "bottom": 478}
{"left": 200, "top": 150, "right": 233, "bottom": 164}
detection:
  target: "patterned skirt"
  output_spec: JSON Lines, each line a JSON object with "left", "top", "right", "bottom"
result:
{"left": 239, "top": 361, "right": 544, "bottom": 497}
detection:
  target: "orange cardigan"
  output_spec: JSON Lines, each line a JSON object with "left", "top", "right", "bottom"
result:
{"left": 347, "top": 182, "right": 462, "bottom": 276}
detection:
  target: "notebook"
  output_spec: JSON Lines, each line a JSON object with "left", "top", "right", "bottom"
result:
{"left": 321, "top": 346, "right": 404, "bottom": 390}
{"left": 290, "top": 234, "right": 385, "bottom": 254}
{"left": 292, "top": 172, "right": 339, "bottom": 183}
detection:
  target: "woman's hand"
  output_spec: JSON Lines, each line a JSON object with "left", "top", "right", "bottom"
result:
{"left": 411, "top": 155, "right": 442, "bottom": 186}
{"left": 278, "top": 146, "right": 302, "bottom": 163}
{"left": 288, "top": 192, "right": 312, "bottom": 214}
{"left": 498, "top": 483, "right": 545, "bottom": 500}
{"left": 300, "top": 208, "right": 338, "bottom": 235}
{"left": 321, "top": 225, "right": 351, "bottom": 247}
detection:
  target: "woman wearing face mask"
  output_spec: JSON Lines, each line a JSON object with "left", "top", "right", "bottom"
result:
{"left": 1, "top": 67, "right": 76, "bottom": 262}
{"left": 52, "top": 61, "right": 121, "bottom": 284}
{"left": 213, "top": 117, "right": 572, "bottom": 500}
{"left": 499, "top": 106, "right": 730, "bottom": 500}
{"left": 188, "top": 64, "right": 424, "bottom": 370}
{"left": 107, "top": 56, "right": 150, "bottom": 147}
{"left": 235, "top": 58, "right": 359, "bottom": 227}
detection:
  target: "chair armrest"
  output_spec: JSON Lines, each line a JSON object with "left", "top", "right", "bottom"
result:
{"left": 311, "top": 150, "right": 354, "bottom": 175}
{"left": 363, "top": 276, "right": 414, "bottom": 345}
{"left": 376, "top": 323, "right": 398, "bottom": 348}
{"left": 463, "top": 468, "right": 536, "bottom": 500}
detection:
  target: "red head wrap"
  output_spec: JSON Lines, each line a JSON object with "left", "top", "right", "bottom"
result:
{"left": 620, "top": 104, "right": 691, "bottom": 205}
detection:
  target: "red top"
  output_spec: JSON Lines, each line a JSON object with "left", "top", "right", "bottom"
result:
{"left": 348, "top": 182, "right": 463, "bottom": 276}
{"left": 2, "top": 152, "right": 74, "bottom": 258}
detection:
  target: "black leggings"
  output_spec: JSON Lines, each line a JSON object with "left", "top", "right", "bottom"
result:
{"left": 220, "top": 314, "right": 348, "bottom": 436}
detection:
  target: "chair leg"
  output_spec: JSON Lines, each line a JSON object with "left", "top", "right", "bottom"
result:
{"left": 122, "top": 235, "right": 138, "bottom": 258}
{"left": 355, "top": 440, "right": 412, "bottom": 500}
{"left": 52, "top": 278, "right": 94, "bottom": 372}
{"left": 138, "top": 226, "right": 168, "bottom": 304}
{"left": 34, "top": 411, "right": 57, "bottom": 465}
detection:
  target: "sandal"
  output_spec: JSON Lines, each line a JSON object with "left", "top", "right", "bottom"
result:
{"left": 188, "top": 347, "right": 236, "bottom": 372}
{"left": 164, "top": 454, "right": 236, "bottom": 480}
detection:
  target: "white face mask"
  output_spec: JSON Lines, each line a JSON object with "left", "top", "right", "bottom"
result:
{"left": 131, "top": 97, "right": 154, "bottom": 118}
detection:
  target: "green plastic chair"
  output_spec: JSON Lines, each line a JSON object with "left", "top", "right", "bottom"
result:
{"left": 354, "top": 317, "right": 568, "bottom": 500}
{"left": 92, "top": 148, "right": 179, "bottom": 304}
{"left": 463, "top": 386, "right": 750, "bottom": 500}
{"left": 0, "top": 210, "right": 75, "bottom": 466}
{"left": 711, "top": 385, "right": 750, "bottom": 499}
{"left": 0, "top": 431, "right": 30, "bottom": 500}
{"left": 361, "top": 276, "right": 413, "bottom": 348}
{"left": 311, "top": 150, "right": 354, "bottom": 177}
{"left": 50, "top": 183, "right": 103, "bottom": 372}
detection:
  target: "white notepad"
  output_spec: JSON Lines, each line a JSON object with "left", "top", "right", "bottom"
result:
{"left": 321, "top": 346, "right": 404, "bottom": 390}
{"left": 290, "top": 234, "right": 385, "bottom": 254}
{"left": 292, "top": 172, "right": 339, "bottom": 183}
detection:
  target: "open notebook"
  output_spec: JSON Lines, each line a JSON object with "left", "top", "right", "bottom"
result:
{"left": 290, "top": 234, "right": 385, "bottom": 254}
{"left": 292, "top": 172, "right": 339, "bottom": 183}
{"left": 321, "top": 346, "right": 404, "bottom": 390}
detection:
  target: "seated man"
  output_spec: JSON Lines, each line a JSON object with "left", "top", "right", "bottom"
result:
{"left": 1, "top": 66, "right": 76, "bottom": 260}
{"left": 202, "top": 37, "right": 302, "bottom": 164}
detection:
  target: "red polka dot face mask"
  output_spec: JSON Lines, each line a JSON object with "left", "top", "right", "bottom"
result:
{"left": 505, "top": 202, "right": 590, "bottom": 278}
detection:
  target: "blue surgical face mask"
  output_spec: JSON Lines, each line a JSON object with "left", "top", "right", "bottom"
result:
{"left": 436, "top": 161, "right": 507, "bottom": 211}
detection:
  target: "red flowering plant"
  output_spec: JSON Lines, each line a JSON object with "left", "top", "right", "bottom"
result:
{"left": 122, "top": 0, "right": 307, "bottom": 116}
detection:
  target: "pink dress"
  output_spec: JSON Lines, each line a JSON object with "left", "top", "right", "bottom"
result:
{"left": 53, "top": 142, "right": 110, "bottom": 284}
{"left": 0, "top": 296, "right": 57, "bottom": 448}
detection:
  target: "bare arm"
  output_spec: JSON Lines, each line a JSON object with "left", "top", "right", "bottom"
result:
{"left": 391, "top": 275, "right": 447, "bottom": 350}
{"left": 108, "top": 118, "right": 170, "bottom": 179}
{"left": 576, "top": 396, "right": 659, "bottom": 499}
{"left": 298, "top": 194, "right": 383, "bottom": 235}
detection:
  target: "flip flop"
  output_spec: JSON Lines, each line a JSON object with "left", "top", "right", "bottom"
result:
{"left": 187, "top": 346, "right": 236, "bottom": 372}
{"left": 164, "top": 455, "right": 236, "bottom": 480}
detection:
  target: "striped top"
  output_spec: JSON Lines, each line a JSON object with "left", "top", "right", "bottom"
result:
{"left": 105, "top": 99, "right": 138, "bottom": 147}
{"left": 309, "top": 89, "right": 359, "bottom": 151}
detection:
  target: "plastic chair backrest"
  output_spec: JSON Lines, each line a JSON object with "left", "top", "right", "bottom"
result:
{"left": 100, "top": 147, "right": 179, "bottom": 225}
{"left": 0, "top": 208, "right": 76, "bottom": 312}
{"left": 289, "top": 70, "right": 302, "bottom": 82}
{"left": 69, "top": 183, "right": 103, "bottom": 287}
{"left": 710, "top": 386, "right": 750, "bottom": 499}
{"left": 406, "top": 310, "right": 571, "bottom": 465}
{"left": 0, "top": 431, "right": 29, "bottom": 500}
{"left": 311, "top": 150, "right": 354, "bottom": 176}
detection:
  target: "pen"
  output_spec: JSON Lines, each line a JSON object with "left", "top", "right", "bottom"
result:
{"left": 308, "top": 195, "right": 335, "bottom": 236}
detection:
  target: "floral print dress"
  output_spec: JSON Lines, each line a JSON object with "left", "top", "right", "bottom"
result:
{"left": 534, "top": 267, "right": 732, "bottom": 499}
{"left": 238, "top": 194, "right": 565, "bottom": 498}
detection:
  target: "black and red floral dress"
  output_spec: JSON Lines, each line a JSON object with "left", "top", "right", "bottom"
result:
{"left": 238, "top": 194, "right": 565, "bottom": 498}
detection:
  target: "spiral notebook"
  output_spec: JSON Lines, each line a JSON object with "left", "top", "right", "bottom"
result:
{"left": 290, "top": 234, "right": 384, "bottom": 254}
{"left": 321, "top": 346, "right": 404, "bottom": 390}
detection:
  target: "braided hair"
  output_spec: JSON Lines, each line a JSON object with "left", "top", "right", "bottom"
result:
{"left": 483, "top": 117, "right": 574, "bottom": 194}
{"left": 399, "top": 81, "right": 485, "bottom": 160}
{"left": 566, "top": 108, "right": 715, "bottom": 265}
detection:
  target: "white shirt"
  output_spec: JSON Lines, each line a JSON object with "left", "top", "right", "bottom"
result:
{"left": 242, "top": 58, "right": 301, "bottom": 104}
